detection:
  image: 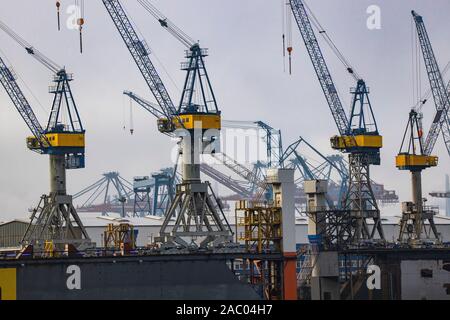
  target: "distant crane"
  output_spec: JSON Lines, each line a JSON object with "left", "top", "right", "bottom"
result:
{"left": 395, "top": 11, "right": 450, "bottom": 244}
{"left": 74, "top": 172, "right": 134, "bottom": 216}
{"left": 289, "top": 0, "right": 384, "bottom": 244}
{"left": 0, "top": 20, "right": 90, "bottom": 249}
{"left": 103, "top": 0, "right": 232, "bottom": 249}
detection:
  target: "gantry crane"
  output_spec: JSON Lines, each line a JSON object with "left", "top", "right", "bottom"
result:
{"left": 0, "top": 21, "right": 90, "bottom": 250}
{"left": 395, "top": 11, "right": 450, "bottom": 244}
{"left": 289, "top": 0, "right": 384, "bottom": 243}
{"left": 103, "top": 0, "right": 232, "bottom": 249}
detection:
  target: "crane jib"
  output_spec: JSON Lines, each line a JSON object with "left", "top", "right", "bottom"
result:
{"left": 289, "top": 0, "right": 349, "bottom": 136}
{"left": 413, "top": 11, "right": 450, "bottom": 156}
{"left": 102, "top": 0, "right": 177, "bottom": 118}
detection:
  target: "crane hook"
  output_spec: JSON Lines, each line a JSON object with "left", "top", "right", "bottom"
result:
{"left": 77, "top": 17, "right": 84, "bottom": 54}
{"left": 287, "top": 46, "right": 293, "bottom": 75}
{"left": 56, "top": 1, "right": 61, "bottom": 31}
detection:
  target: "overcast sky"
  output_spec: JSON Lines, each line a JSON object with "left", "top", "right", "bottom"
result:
{"left": 0, "top": 0, "right": 449, "bottom": 220}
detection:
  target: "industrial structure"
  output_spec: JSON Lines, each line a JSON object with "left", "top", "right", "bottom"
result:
{"left": 396, "top": 11, "right": 450, "bottom": 245}
{"left": 102, "top": 0, "right": 233, "bottom": 249}
{"left": 123, "top": 90, "right": 398, "bottom": 213}
{"left": 288, "top": 0, "right": 385, "bottom": 244}
{"left": 0, "top": 21, "right": 91, "bottom": 251}
{"left": 74, "top": 172, "right": 134, "bottom": 216}
{"left": 0, "top": 0, "right": 449, "bottom": 301}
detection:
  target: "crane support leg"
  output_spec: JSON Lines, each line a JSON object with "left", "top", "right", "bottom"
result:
{"left": 21, "top": 154, "right": 93, "bottom": 252}
{"left": 156, "top": 131, "right": 233, "bottom": 249}
{"left": 342, "top": 153, "right": 384, "bottom": 243}
{"left": 411, "top": 171, "right": 423, "bottom": 239}
{"left": 398, "top": 169, "right": 440, "bottom": 245}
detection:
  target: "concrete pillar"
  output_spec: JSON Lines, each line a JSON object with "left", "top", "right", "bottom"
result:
{"left": 181, "top": 129, "right": 201, "bottom": 183}
{"left": 304, "top": 180, "right": 340, "bottom": 300}
{"left": 49, "top": 154, "right": 66, "bottom": 195}
{"left": 411, "top": 170, "right": 423, "bottom": 239}
{"left": 267, "top": 168, "right": 297, "bottom": 300}
{"left": 304, "top": 180, "right": 327, "bottom": 239}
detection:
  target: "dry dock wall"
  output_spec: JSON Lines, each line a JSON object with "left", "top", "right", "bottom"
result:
{"left": 0, "top": 255, "right": 262, "bottom": 300}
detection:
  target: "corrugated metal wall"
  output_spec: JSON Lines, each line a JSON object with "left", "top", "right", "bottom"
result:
{"left": 0, "top": 222, "right": 28, "bottom": 248}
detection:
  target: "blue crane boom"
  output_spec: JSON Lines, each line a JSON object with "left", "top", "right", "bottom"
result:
{"left": 0, "top": 55, "right": 47, "bottom": 149}
{"left": 289, "top": 0, "right": 349, "bottom": 136}
{"left": 412, "top": 11, "right": 450, "bottom": 156}
{"left": 102, "top": 0, "right": 177, "bottom": 118}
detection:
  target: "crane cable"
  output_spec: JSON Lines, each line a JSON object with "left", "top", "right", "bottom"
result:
{"left": 302, "top": 1, "right": 361, "bottom": 81}
{"left": 411, "top": 17, "right": 422, "bottom": 110}
{"left": 0, "top": 46, "right": 48, "bottom": 117}
{"left": 129, "top": 96, "right": 134, "bottom": 135}
{"left": 415, "top": 60, "right": 450, "bottom": 113}
{"left": 286, "top": 1, "right": 293, "bottom": 75}
{"left": 137, "top": 0, "right": 195, "bottom": 49}
{"left": 0, "top": 19, "right": 62, "bottom": 73}
{"left": 122, "top": 2, "right": 181, "bottom": 95}
{"left": 281, "top": 0, "right": 286, "bottom": 72}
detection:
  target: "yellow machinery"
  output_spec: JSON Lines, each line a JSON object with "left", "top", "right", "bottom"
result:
{"left": 331, "top": 134, "right": 382, "bottom": 151}
{"left": 235, "top": 200, "right": 282, "bottom": 254}
{"left": 104, "top": 223, "right": 136, "bottom": 254}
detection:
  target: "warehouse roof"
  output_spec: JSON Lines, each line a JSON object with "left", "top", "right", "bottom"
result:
{"left": 75, "top": 211, "right": 450, "bottom": 227}
{"left": 0, "top": 219, "right": 29, "bottom": 227}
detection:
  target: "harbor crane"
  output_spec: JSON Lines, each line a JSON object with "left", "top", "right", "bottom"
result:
{"left": 289, "top": 0, "right": 384, "bottom": 244}
{"left": 103, "top": 0, "right": 232, "bottom": 249}
{"left": 0, "top": 21, "right": 90, "bottom": 249}
{"left": 395, "top": 11, "right": 450, "bottom": 244}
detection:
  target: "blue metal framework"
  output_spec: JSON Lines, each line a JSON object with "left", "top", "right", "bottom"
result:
{"left": 151, "top": 168, "right": 176, "bottom": 216}
{"left": 255, "top": 121, "right": 283, "bottom": 168}
{"left": 280, "top": 136, "right": 349, "bottom": 208}
{"left": 74, "top": 172, "right": 134, "bottom": 216}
